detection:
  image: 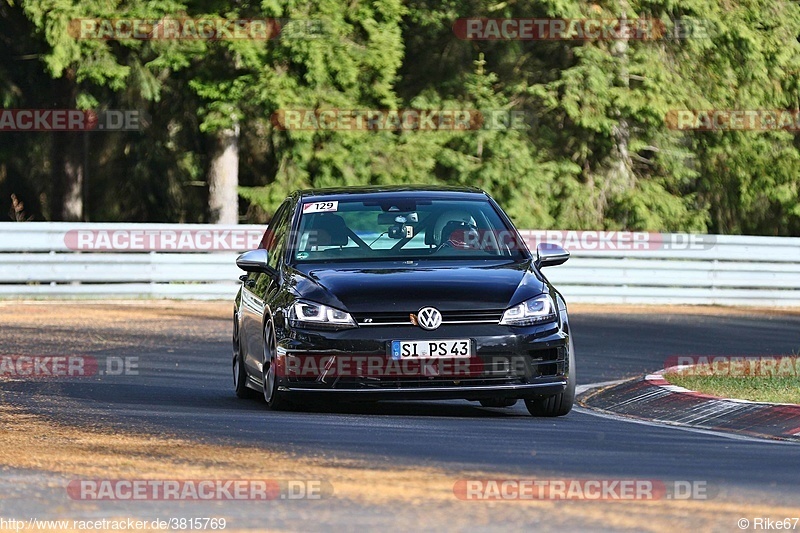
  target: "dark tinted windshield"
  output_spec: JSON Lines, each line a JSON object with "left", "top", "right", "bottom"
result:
{"left": 292, "top": 197, "right": 527, "bottom": 263}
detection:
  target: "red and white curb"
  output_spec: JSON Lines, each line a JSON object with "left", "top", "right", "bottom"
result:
{"left": 578, "top": 368, "right": 800, "bottom": 441}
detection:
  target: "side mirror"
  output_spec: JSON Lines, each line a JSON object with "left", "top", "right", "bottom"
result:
{"left": 536, "top": 243, "right": 570, "bottom": 268}
{"left": 236, "top": 249, "right": 272, "bottom": 273}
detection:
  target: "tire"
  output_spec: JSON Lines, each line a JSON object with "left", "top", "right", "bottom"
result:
{"left": 525, "top": 337, "right": 575, "bottom": 417}
{"left": 479, "top": 398, "right": 518, "bottom": 408}
{"left": 262, "top": 320, "right": 291, "bottom": 410}
{"left": 233, "top": 318, "right": 258, "bottom": 399}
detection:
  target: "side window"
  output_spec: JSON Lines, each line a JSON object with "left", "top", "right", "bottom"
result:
{"left": 266, "top": 201, "right": 293, "bottom": 270}
{"left": 260, "top": 203, "right": 286, "bottom": 250}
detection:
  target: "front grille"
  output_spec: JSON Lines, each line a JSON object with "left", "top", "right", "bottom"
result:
{"left": 353, "top": 309, "right": 503, "bottom": 326}
{"left": 442, "top": 309, "right": 503, "bottom": 322}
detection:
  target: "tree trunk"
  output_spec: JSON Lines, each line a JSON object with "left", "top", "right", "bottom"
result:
{"left": 50, "top": 131, "right": 84, "bottom": 221}
{"left": 208, "top": 123, "right": 240, "bottom": 224}
{"left": 601, "top": 1, "right": 635, "bottom": 212}
{"left": 49, "top": 72, "right": 84, "bottom": 221}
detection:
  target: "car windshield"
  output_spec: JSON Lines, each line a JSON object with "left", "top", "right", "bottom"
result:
{"left": 292, "top": 197, "right": 527, "bottom": 263}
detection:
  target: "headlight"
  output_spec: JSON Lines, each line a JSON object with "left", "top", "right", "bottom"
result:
{"left": 499, "top": 295, "right": 557, "bottom": 326}
{"left": 290, "top": 301, "right": 357, "bottom": 329}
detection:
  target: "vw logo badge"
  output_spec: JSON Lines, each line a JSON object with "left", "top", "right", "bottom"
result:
{"left": 416, "top": 307, "right": 443, "bottom": 331}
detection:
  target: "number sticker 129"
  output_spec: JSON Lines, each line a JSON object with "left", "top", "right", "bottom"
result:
{"left": 303, "top": 201, "right": 338, "bottom": 214}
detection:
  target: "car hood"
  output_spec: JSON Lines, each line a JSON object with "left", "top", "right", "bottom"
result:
{"left": 289, "top": 260, "right": 544, "bottom": 313}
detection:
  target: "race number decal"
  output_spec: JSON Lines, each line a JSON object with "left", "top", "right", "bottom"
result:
{"left": 302, "top": 201, "right": 339, "bottom": 214}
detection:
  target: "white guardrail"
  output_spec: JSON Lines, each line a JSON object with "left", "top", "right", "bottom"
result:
{"left": 0, "top": 223, "right": 799, "bottom": 305}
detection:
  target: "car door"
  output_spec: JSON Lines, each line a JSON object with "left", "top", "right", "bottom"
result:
{"left": 241, "top": 199, "right": 293, "bottom": 377}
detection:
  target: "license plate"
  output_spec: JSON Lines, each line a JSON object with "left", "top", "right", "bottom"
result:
{"left": 391, "top": 339, "right": 472, "bottom": 360}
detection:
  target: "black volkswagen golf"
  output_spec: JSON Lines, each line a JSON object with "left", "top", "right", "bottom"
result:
{"left": 233, "top": 186, "right": 575, "bottom": 416}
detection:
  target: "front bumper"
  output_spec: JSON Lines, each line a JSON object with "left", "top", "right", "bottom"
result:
{"left": 280, "top": 380, "right": 567, "bottom": 401}
{"left": 274, "top": 320, "right": 570, "bottom": 401}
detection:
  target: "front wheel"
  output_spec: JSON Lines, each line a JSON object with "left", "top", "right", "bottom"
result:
{"left": 525, "top": 337, "right": 575, "bottom": 417}
{"left": 262, "top": 320, "right": 291, "bottom": 410}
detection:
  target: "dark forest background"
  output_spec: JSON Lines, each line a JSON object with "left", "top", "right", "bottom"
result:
{"left": 1, "top": 0, "right": 799, "bottom": 234}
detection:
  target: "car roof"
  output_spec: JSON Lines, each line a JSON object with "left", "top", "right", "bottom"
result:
{"left": 297, "top": 185, "right": 487, "bottom": 203}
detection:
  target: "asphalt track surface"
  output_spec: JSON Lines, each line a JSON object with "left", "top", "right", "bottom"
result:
{"left": 2, "top": 304, "right": 800, "bottom": 511}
